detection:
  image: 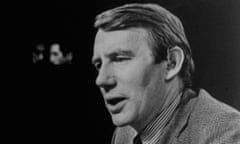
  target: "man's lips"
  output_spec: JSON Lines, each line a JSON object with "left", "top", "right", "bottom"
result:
{"left": 105, "top": 96, "right": 128, "bottom": 114}
{"left": 106, "top": 97, "right": 127, "bottom": 105}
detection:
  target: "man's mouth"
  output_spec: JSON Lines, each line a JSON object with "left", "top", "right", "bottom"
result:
{"left": 107, "top": 97, "right": 127, "bottom": 106}
{"left": 106, "top": 97, "right": 128, "bottom": 114}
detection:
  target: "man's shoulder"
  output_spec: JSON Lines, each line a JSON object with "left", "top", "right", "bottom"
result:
{"left": 191, "top": 89, "right": 240, "bottom": 123}
{"left": 176, "top": 88, "right": 240, "bottom": 130}
{"left": 180, "top": 89, "right": 240, "bottom": 143}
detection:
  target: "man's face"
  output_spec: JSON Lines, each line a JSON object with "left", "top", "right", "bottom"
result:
{"left": 92, "top": 28, "right": 168, "bottom": 130}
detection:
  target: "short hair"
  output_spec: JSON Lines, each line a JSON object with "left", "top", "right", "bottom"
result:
{"left": 94, "top": 3, "right": 195, "bottom": 87}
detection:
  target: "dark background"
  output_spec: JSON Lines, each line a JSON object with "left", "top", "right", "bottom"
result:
{"left": 7, "top": 0, "right": 240, "bottom": 143}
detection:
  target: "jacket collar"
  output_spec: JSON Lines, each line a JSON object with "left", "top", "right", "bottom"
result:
{"left": 156, "top": 88, "right": 199, "bottom": 144}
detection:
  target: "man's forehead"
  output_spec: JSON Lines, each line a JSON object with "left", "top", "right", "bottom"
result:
{"left": 93, "top": 28, "right": 149, "bottom": 54}
{"left": 95, "top": 28, "right": 147, "bottom": 40}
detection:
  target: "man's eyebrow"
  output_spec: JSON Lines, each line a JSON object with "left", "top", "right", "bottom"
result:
{"left": 107, "top": 49, "right": 135, "bottom": 57}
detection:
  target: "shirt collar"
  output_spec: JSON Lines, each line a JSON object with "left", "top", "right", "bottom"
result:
{"left": 139, "top": 93, "right": 182, "bottom": 144}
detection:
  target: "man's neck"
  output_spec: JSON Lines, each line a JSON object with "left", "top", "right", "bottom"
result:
{"left": 164, "top": 77, "right": 184, "bottom": 108}
{"left": 136, "top": 93, "right": 182, "bottom": 144}
{"left": 131, "top": 77, "right": 184, "bottom": 133}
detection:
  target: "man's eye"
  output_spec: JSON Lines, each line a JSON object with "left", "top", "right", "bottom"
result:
{"left": 94, "top": 62, "right": 101, "bottom": 70}
{"left": 112, "top": 56, "right": 130, "bottom": 62}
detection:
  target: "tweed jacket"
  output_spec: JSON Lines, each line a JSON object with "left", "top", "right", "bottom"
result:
{"left": 111, "top": 89, "right": 240, "bottom": 144}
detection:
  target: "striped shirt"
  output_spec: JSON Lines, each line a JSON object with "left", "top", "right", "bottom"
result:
{"left": 137, "top": 93, "right": 182, "bottom": 144}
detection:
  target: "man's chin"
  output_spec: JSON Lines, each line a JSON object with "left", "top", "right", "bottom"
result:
{"left": 111, "top": 114, "right": 132, "bottom": 127}
{"left": 113, "top": 121, "right": 128, "bottom": 127}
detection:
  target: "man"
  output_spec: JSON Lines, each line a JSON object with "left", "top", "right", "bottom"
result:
{"left": 92, "top": 3, "right": 240, "bottom": 144}
{"left": 49, "top": 43, "right": 72, "bottom": 65}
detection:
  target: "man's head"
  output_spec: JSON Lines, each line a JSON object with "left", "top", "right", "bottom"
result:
{"left": 50, "top": 43, "right": 64, "bottom": 65}
{"left": 92, "top": 3, "right": 195, "bottom": 131}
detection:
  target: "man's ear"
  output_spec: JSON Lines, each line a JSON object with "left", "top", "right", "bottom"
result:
{"left": 165, "top": 46, "right": 184, "bottom": 80}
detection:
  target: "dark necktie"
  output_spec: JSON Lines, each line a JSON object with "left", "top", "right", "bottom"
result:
{"left": 133, "top": 134, "right": 142, "bottom": 144}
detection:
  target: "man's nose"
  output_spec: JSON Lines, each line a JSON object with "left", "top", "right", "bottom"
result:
{"left": 96, "top": 65, "right": 116, "bottom": 93}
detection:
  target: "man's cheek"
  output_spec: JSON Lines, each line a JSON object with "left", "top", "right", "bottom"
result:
{"left": 116, "top": 66, "right": 143, "bottom": 81}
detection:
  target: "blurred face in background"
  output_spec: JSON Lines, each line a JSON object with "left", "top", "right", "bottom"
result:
{"left": 92, "top": 28, "right": 168, "bottom": 131}
{"left": 50, "top": 43, "right": 63, "bottom": 65}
